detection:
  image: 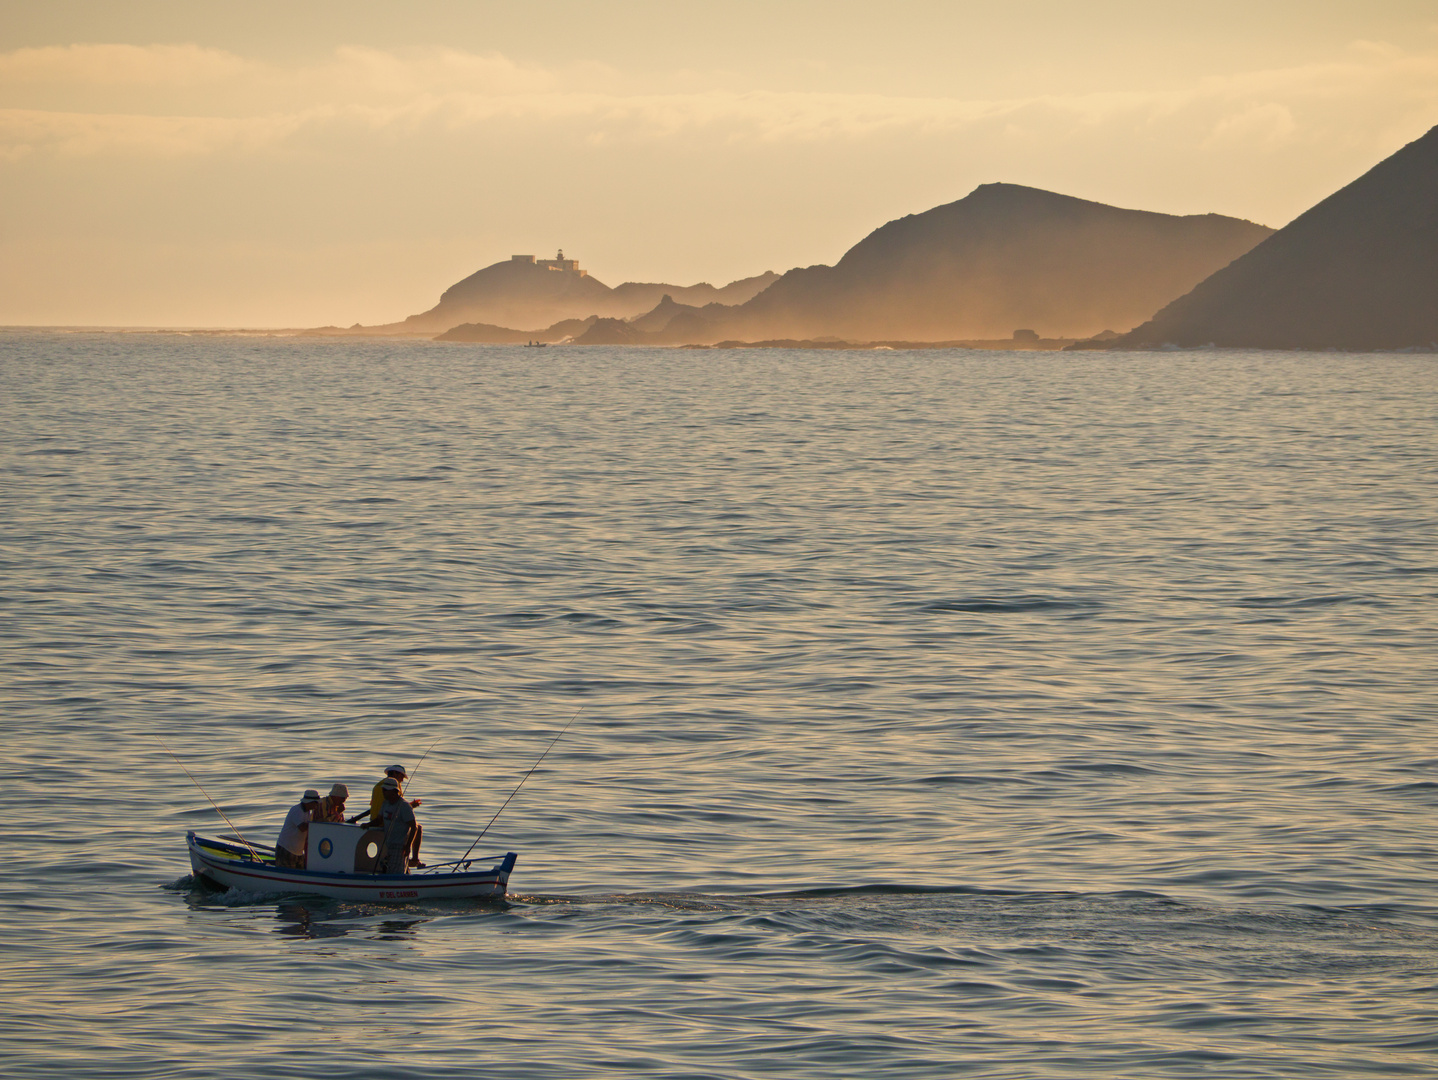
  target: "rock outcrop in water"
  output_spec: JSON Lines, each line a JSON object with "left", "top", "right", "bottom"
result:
{"left": 380, "top": 257, "right": 780, "bottom": 335}
{"left": 1093, "top": 125, "right": 1438, "bottom": 351}
{"left": 704, "top": 184, "right": 1273, "bottom": 342}
{"left": 437, "top": 316, "right": 599, "bottom": 344}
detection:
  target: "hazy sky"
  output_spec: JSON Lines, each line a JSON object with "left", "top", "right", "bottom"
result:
{"left": 2, "top": 1, "right": 1435, "bottom": 326}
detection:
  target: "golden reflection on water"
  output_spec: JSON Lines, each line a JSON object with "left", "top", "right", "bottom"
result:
{"left": 2, "top": 335, "right": 1436, "bottom": 1078}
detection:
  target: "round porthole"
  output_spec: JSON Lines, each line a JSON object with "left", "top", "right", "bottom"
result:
{"left": 318, "top": 838, "right": 333, "bottom": 858}
{"left": 366, "top": 841, "right": 379, "bottom": 859}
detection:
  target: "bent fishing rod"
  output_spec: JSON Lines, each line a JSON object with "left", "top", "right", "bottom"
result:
{"left": 154, "top": 736, "right": 264, "bottom": 861}
{"left": 403, "top": 734, "right": 444, "bottom": 799}
{"left": 458, "top": 706, "right": 583, "bottom": 864}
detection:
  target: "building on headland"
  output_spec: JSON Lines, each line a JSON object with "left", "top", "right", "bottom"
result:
{"left": 511, "top": 250, "right": 588, "bottom": 277}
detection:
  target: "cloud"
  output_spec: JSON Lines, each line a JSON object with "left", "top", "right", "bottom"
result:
{"left": 0, "top": 40, "right": 1433, "bottom": 160}
{"left": 1204, "top": 103, "right": 1298, "bottom": 148}
{"left": 0, "top": 43, "right": 251, "bottom": 87}
{"left": 0, "top": 108, "right": 312, "bottom": 158}
{"left": 0, "top": 43, "right": 562, "bottom": 103}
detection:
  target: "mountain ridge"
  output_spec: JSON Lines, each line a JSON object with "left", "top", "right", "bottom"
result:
{"left": 714, "top": 184, "right": 1274, "bottom": 342}
{"left": 335, "top": 183, "right": 1281, "bottom": 345}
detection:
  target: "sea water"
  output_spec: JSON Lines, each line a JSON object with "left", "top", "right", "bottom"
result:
{"left": 1, "top": 332, "right": 1435, "bottom": 1078}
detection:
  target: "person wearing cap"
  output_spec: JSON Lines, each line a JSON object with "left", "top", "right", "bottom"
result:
{"left": 317, "top": 783, "right": 349, "bottom": 824}
{"left": 378, "top": 776, "right": 420, "bottom": 873}
{"left": 276, "top": 789, "right": 320, "bottom": 869}
{"left": 351, "top": 765, "right": 424, "bottom": 866}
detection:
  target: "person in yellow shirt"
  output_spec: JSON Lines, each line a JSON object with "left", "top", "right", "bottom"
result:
{"left": 350, "top": 764, "right": 423, "bottom": 866}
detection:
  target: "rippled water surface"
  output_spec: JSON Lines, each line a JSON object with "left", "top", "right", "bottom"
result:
{"left": 3, "top": 333, "right": 1436, "bottom": 1078}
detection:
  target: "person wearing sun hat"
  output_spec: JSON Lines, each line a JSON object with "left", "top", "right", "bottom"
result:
{"left": 275, "top": 789, "right": 320, "bottom": 869}
{"left": 351, "top": 764, "right": 422, "bottom": 824}
{"left": 378, "top": 776, "right": 421, "bottom": 874}
{"left": 349, "top": 765, "right": 425, "bottom": 868}
{"left": 317, "top": 783, "right": 349, "bottom": 823}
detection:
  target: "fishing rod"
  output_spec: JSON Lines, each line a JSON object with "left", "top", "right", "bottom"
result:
{"left": 403, "top": 734, "right": 444, "bottom": 799}
{"left": 457, "top": 706, "right": 583, "bottom": 865}
{"left": 154, "top": 736, "right": 264, "bottom": 862}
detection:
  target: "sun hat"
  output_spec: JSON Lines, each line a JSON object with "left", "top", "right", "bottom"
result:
{"left": 328, "top": 783, "right": 348, "bottom": 799}
{"left": 385, "top": 764, "right": 407, "bottom": 778}
{"left": 302, "top": 789, "right": 320, "bottom": 803}
{"left": 381, "top": 777, "right": 400, "bottom": 791}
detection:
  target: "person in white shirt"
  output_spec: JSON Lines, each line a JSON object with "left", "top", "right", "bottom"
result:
{"left": 276, "top": 789, "right": 320, "bottom": 869}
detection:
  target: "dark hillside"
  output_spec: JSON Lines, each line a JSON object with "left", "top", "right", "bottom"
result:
{"left": 1110, "top": 125, "right": 1438, "bottom": 350}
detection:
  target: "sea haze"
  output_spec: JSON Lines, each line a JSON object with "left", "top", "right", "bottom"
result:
{"left": 2, "top": 333, "right": 1435, "bottom": 1079}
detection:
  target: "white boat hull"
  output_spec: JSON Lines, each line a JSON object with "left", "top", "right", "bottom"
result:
{"left": 187, "top": 832, "right": 515, "bottom": 902}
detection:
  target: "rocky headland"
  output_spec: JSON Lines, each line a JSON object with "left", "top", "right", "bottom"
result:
{"left": 317, "top": 254, "right": 780, "bottom": 338}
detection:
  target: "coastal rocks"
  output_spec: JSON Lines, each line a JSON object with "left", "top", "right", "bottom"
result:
{"left": 570, "top": 318, "right": 648, "bottom": 345}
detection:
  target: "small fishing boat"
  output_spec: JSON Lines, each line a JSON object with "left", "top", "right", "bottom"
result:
{"left": 187, "top": 825, "right": 517, "bottom": 902}
{"left": 174, "top": 710, "right": 577, "bottom": 903}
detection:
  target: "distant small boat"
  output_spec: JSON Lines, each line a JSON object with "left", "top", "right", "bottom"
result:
{"left": 524, "top": 340, "right": 548, "bottom": 348}
{"left": 187, "top": 828, "right": 517, "bottom": 902}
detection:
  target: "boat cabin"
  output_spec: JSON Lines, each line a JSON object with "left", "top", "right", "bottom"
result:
{"left": 307, "top": 822, "right": 387, "bottom": 874}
